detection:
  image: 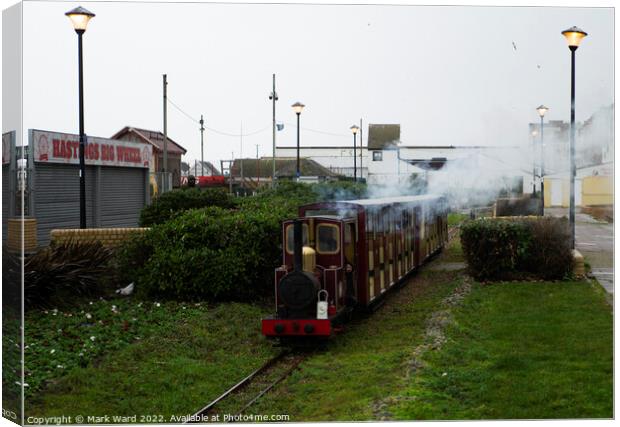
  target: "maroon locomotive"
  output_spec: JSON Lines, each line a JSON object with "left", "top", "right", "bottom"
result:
{"left": 261, "top": 195, "right": 449, "bottom": 341}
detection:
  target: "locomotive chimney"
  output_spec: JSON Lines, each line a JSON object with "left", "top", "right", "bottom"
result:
{"left": 293, "top": 219, "right": 303, "bottom": 272}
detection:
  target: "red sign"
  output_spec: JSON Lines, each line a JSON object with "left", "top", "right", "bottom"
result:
{"left": 32, "top": 130, "right": 151, "bottom": 169}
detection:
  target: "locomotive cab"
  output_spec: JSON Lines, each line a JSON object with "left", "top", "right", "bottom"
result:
{"left": 262, "top": 215, "right": 357, "bottom": 339}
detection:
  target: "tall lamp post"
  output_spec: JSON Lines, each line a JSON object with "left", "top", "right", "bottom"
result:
{"left": 562, "top": 26, "right": 587, "bottom": 250}
{"left": 531, "top": 129, "right": 538, "bottom": 195}
{"left": 66, "top": 6, "right": 95, "bottom": 229}
{"left": 536, "top": 105, "right": 549, "bottom": 216}
{"left": 291, "top": 102, "right": 305, "bottom": 179}
{"left": 350, "top": 125, "right": 359, "bottom": 181}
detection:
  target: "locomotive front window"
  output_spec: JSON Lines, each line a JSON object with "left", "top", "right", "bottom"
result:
{"left": 317, "top": 224, "right": 340, "bottom": 254}
{"left": 285, "top": 224, "right": 309, "bottom": 254}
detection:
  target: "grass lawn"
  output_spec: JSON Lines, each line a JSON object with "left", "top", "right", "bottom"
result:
{"left": 390, "top": 279, "right": 613, "bottom": 420}
{"left": 25, "top": 301, "right": 278, "bottom": 420}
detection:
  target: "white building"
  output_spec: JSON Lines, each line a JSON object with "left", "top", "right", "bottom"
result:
{"left": 275, "top": 146, "right": 369, "bottom": 179}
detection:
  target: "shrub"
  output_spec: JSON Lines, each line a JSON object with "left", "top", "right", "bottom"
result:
{"left": 495, "top": 196, "right": 542, "bottom": 217}
{"left": 522, "top": 217, "right": 574, "bottom": 279}
{"left": 140, "top": 187, "right": 234, "bottom": 226}
{"left": 118, "top": 205, "right": 292, "bottom": 300}
{"left": 460, "top": 219, "right": 531, "bottom": 280}
{"left": 312, "top": 180, "right": 367, "bottom": 201}
{"left": 460, "top": 217, "right": 573, "bottom": 280}
{"left": 7, "top": 240, "right": 115, "bottom": 309}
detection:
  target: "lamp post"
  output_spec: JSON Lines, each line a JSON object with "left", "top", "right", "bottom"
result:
{"left": 350, "top": 125, "right": 359, "bottom": 181}
{"left": 66, "top": 6, "right": 95, "bottom": 229}
{"left": 531, "top": 129, "right": 538, "bottom": 195}
{"left": 269, "top": 75, "right": 278, "bottom": 187}
{"left": 536, "top": 105, "right": 549, "bottom": 216}
{"left": 562, "top": 26, "right": 587, "bottom": 250}
{"left": 291, "top": 102, "right": 305, "bottom": 179}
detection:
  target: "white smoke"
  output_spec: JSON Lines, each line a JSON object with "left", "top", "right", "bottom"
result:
{"left": 364, "top": 104, "right": 613, "bottom": 210}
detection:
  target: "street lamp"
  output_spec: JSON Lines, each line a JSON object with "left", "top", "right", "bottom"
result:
{"left": 66, "top": 6, "right": 95, "bottom": 229}
{"left": 562, "top": 26, "right": 587, "bottom": 249}
{"left": 536, "top": 105, "right": 549, "bottom": 216}
{"left": 531, "top": 129, "right": 538, "bottom": 195}
{"left": 291, "top": 102, "right": 305, "bottom": 179}
{"left": 350, "top": 125, "right": 359, "bottom": 181}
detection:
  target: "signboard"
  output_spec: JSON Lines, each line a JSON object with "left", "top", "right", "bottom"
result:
{"left": 32, "top": 129, "right": 151, "bottom": 169}
{"left": 2, "top": 132, "right": 12, "bottom": 165}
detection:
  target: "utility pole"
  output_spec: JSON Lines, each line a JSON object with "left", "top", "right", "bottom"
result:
{"left": 359, "top": 118, "right": 363, "bottom": 181}
{"left": 256, "top": 144, "right": 260, "bottom": 186}
{"left": 200, "top": 114, "right": 205, "bottom": 177}
{"left": 162, "top": 74, "right": 168, "bottom": 192}
{"left": 240, "top": 121, "right": 244, "bottom": 191}
{"left": 269, "top": 74, "right": 278, "bottom": 187}
{"left": 230, "top": 152, "right": 234, "bottom": 194}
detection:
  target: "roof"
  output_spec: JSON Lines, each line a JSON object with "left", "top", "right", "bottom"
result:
{"left": 230, "top": 157, "right": 339, "bottom": 178}
{"left": 111, "top": 126, "right": 187, "bottom": 155}
{"left": 188, "top": 161, "right": 221, "bottom": 176}
{"left": 367, "top": 124, "right": 400, "bottom": 150}
{"left": 303, "top": 194, "right": 444, "bottom": 208}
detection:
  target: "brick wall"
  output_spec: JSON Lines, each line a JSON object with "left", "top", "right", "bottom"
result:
{"left": 7, "top": 218, "right": 37, "bottom": 253}
{"left": 50, "top": 228, "right": 150, "bottom": 248}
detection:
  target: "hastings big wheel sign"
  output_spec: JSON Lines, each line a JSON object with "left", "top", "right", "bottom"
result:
{"left": 31, "top": 129, "right": 151, "bottom": 169}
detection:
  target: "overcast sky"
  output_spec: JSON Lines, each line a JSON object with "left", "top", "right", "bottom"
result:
{"left": 12, "top": 1, "right": 616, "bottom": 167}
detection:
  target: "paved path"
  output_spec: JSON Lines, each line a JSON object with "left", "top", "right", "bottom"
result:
{"left": 545, "top": 207, "right": 613, "bottom": 294}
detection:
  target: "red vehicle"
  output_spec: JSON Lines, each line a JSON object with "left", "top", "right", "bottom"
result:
{"left": 262, "top": 195, "right": 449, "bottom": 342}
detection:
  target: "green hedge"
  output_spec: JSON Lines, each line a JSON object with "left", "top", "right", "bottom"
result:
{"left": 460, "top": 217, "right": 574, "bottom": 280}
{"left": 139, "top": 187, "right": 235, "bottom": 226}
{"left": 119, "top": 205, "right": 294, "bottom": 300}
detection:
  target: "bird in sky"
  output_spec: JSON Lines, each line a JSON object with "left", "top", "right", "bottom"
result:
{"left": 512, "top": 41, "right": 517, "bottom": 51}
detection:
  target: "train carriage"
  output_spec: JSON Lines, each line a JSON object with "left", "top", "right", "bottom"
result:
{"left": 262, "top": 195, "right": 448, "bottom": 340}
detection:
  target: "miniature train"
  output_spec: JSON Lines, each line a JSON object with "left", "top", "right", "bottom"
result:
{"left": 262, "top": 195, "right": 449, "bottom": 341}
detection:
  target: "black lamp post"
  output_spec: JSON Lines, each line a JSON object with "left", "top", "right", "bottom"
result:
{"left": 531, "top": 129, "right": 538, "bottom": 195}
{"left": 66, "top": 6, "right": 95, "bottom": 229}
{"left": 562, "top": 26, "right": 587, "bottom": 250}
{"left": 350, "top": 125, "right": 359, "bottom": 181}
{"left": 291, "top": 102, "right": 305, "bottom": 179}
{"left": 536, "top": 105, "right": 549, "bottom": 216}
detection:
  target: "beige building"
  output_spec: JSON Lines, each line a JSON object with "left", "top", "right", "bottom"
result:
{"left": 112, "top": 126, "right": 187, "bottom": 188}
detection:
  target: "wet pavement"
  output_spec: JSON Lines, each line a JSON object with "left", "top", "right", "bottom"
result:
{"left": 544, "top": 207, "right": 614, "bottom": 294}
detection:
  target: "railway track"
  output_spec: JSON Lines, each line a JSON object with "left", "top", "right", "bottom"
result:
{"left": 185, "top": 351, "right": 306, "bottom": 423}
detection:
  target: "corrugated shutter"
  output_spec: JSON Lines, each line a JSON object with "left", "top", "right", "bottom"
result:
{"left": 99, "top": 167, "right": 145, "bottom": 227}
{"left": 33, "top": 163, "right": 146, "bottom": 245}
{"left": 33, "top": 164, "right": 97, "bottom": 245}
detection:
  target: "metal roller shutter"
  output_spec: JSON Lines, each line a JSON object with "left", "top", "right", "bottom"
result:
{"left": 34, "top": 164, "right": 97, "bottom": 245}
{"left": 99, "top": 167, "right": 145, "bottom": 228}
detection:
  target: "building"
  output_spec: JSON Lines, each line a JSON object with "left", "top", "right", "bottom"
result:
{"left": 111, "top": 126, "right": 187, "bottom": 188}
{"left": 185, "top": 160, "right": 221, "bottom": 177}
{"left": 230, "top": 157, "right": 340, "bottom": 188}
{"left": 275, "top": 146, "right": 369, "bottom": 179}
{"left": 541, "top": 104, "right": 614, "bottom": 207}
{"left": 3, "top": 129, "right": 152, "bottom": 246}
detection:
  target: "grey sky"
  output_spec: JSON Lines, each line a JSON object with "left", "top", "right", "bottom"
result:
{"left": 16, "top": 1, "right": 615, "bottom": 167}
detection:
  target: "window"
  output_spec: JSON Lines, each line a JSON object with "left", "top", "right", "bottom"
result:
{"left": 285, "top": 224, "right": 309, "bottom": 254}
{"left": 317, "top": 224, "right": 340, "bottom": 254}
{"left": 372, "top": 151, "right": 383, "bottom": 161}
